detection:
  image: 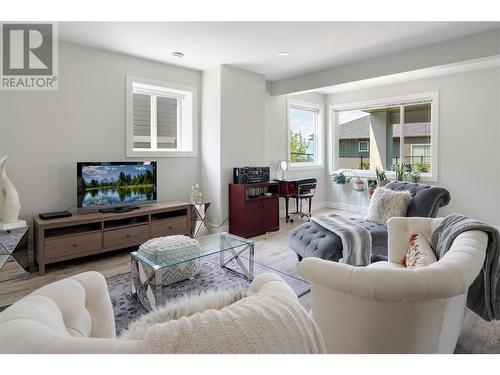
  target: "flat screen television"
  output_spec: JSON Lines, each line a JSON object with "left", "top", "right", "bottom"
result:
{"left": 77, "top": 161, "right": 157, "bottom": 212}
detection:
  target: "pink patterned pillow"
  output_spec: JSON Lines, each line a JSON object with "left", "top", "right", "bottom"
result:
{"left": 401, "top": 233, "right": 437, "bottom": 269}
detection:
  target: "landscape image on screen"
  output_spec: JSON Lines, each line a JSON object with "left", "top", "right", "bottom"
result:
{"left": 81, "top": 164, "right": 155, "bottom": 208}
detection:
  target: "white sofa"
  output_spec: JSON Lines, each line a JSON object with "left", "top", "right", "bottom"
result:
{"left": 0, "top": 271, "right": 323, "bottom": 354}
{"left": 298, "top": 217, "right": 488, "bottom": 354}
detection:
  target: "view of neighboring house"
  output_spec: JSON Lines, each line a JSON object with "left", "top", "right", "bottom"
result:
{"left": 338, "top": 106, "right": 432, "bottom": 172}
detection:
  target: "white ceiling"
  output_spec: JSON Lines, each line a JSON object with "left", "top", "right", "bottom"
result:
{"left": 59, "top": 22, "right": 500, "bottom": 81}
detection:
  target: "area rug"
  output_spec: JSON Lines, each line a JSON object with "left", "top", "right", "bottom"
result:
{"left": 108, "top": 254, "right": 310, "bottom": 334}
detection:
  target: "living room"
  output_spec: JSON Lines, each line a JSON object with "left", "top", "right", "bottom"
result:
{"left": 1, "top": 0, "right": 500, "bottom": 372}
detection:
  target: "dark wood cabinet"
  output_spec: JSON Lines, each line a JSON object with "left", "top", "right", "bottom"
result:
{"left": 229, "top": 182, "right": 279, "bottom": 238}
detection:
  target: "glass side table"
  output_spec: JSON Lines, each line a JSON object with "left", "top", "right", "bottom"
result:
{"left": 190, "top": 202, "right": 211, "bottom": 237}
{"left": 131, "top": 231, "right": 254, "bottom": 312}
{"left": 0, "top": 226, "right": 30, "bottom": 282}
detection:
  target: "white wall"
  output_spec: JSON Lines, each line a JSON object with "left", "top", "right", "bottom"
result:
{"left": 201, "top": 66, "right": 223, "bottom": 225}
{"left": 200, "top": 65, "right": 266, "bottom": 226}
{"left": 0, "top": 41, "right": 202, "bottom": 222}
{"left": 326, "top": 67, "right": 500, "bottom": 226}
{"left": 265, "top": 87, "right": 329, "bottom": 213}
{"left": 220, "top": 66, "right": 266, "bottom": 223}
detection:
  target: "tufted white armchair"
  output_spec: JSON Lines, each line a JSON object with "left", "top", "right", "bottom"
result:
{"left": 0, "top": 271, "right": 143, "bottom": 353}
{"left": 0, "top": 271, "right": 322, "bottom": 354}
{"left": 298, "top": 217, "right": 488, "bottom": 354}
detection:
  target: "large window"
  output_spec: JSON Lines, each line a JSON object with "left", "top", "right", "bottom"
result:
{"left": 127, "top": 76, "right": 197, "bottom": 157}
{"left": 287, "top": 100, "right": 323, "bottom": 168}
{"left": 331, "top": 92, "right": 438, "bottom": 180}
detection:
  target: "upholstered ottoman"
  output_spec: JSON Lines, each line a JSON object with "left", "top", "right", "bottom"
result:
{"left": 289, "top": 219, "right": 388, "bottom": 262}
{"left": 138, "top": 235, "right": 201, "bottom": 286}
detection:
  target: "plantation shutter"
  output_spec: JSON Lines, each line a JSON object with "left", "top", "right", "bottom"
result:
{"left": 156, "top": 96, "right": 178, "bottom": 149}
{"left": 132, "top": 93, "right": 151, "bottom": 149}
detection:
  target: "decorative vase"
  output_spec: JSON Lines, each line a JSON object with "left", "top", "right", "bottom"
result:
{"left": 190, "top": 184, "right": 203, "bottom": 205}
{"left": 0, "top": 156, "right": 21, "bottom": 223}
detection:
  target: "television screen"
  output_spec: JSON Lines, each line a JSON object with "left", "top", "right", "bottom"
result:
{"left": 77, "top": 161, "right": 157, "bottom": 211}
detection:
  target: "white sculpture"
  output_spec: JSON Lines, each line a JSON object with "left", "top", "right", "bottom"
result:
{"left": 0, "top": 156, "right": 26, "bottom": 230}
{"left": 190, "top": 184, "right": 203, "bottom": 205}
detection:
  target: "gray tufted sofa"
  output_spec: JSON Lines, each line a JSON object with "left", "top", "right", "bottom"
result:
{"left": 289, "top": 182, "right": 451, "bottom": 263}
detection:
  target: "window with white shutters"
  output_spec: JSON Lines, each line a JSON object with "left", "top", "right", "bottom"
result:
{"left": 127, "top": 76, "right": 197, "bottom": 157}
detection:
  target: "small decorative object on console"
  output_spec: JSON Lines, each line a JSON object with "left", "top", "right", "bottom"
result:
{"left": 0, "top": 156, "right": 26, "bottom": 230}
{"left": 138, "top": 235, "right": 201, "bottom": 286}
{"left": 190, "top": 184, "right": 203, "bottom": 204}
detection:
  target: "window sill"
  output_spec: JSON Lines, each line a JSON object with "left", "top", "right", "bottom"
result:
{"left": 330, "top": 169, "right": 437, "bottom": 183}
{"left": 127, "top": 149, "right": 198, "bottom": 158}
{"left": 288, "top": 164, "right": 325, "bottom": 171}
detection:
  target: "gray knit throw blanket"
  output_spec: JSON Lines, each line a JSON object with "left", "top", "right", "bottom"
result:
{"left": 311, "top": 214, "right": 371, "bottom": 266}
{"left": 431, "top": 214, "right": 500, "bottom": 322}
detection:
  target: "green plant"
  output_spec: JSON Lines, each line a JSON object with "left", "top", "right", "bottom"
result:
{"left": 358, "top": 160, "right": 370, "bottom": 170}
{"left": 407, "top": 169, "right": 422, "bottom": 183}
{"left": 333, "top": 171, "right": 346, "bottom": 184}
{"left": 394, "top": 163, "right": 408, "bottom": 181}
{"left": 375, "top": 167, "right": 387, "bottom": 181}
{"left": 367, "top": 179, "right": 377, "bottom": 189}
{"left": 290, "top": 131, "right": 311, "bottom": 163}
{"left": 414, "top": 162, "right": 429, "bottom": 173}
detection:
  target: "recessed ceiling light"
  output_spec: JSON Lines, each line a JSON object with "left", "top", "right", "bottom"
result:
{"left": 171, "top": 52, "right": 184, "bottom": 59}
{"left": 277, "top": 51, "right": 289, "bottom": 57}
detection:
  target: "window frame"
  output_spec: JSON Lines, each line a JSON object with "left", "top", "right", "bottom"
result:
{"left": 126, "top": 75, "right": 198, "bottom": 158}
{"left": 358, "top": 140, "right": 369, "bottom": 152}
{"left": 286, "top": 99, "right": 324, "bottom": 170}
{"left": 328, "top": 91, "right": 439, "bottom": 181}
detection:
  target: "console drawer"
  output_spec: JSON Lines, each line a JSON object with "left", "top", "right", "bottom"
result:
{"left": 45, "top": 232, "right": 102, "bottom": 261}
{"left": 103, "top": 225, "right": 150, "bottom": 249}
{"left": 151, "top": 217, "right": 189, "bottom": 238}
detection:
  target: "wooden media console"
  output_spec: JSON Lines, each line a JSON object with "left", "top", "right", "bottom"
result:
{"left": 34, "top": 201, "right": 191, "bottom": 275}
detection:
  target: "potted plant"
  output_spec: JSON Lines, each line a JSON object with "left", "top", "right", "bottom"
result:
{"left": 375, "top": 167, "right": 388, "bottom": 187}
{"left": 394, "top": 163, "right": 408, "bottom": 181}
{"left": 407, "top": 169, "right": 422, "bottom": 183}
{"left": 367, "top": 179, "right": 377, "bottom": 199}
{"left": 352, "top": 174, "right": 365, "bottom": 192}
{"left": 333, "top": 171, "right": 347, "bottom": 184}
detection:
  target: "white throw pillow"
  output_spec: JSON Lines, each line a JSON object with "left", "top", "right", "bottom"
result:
{"left": 365, "top": 187, "right": 412, "bottom": 224}
{"left": 120, "top": 288, "right": 246, "bottom": 340}
{"left": 402, "top": 233, "right": 437, "bottom": 269}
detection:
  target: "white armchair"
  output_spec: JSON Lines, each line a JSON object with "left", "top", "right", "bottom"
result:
{"left": 298, "top": 217, "right": 488, "bottom": 354}
{"left": 0, "top": 271, "right": 323, "bottom": 354}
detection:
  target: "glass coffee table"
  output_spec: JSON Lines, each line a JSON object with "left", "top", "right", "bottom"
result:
{"left": 131, "top": 232, "right": 254, "bottom": 311}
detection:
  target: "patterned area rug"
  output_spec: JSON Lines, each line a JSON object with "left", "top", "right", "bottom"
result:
{"left": 108, "top": 254, "right": 310, "bottom": 335}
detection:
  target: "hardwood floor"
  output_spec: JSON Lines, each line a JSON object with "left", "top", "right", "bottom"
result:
{"left": 0, "top": 207, "right": 498, "bottom": 353}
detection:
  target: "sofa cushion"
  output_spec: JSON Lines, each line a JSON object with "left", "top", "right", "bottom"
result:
{"left": 403, "top": 233, "right": 437, "bottom": 269}
{"left": 365, "top": 188, "right": 411, "bottom": 224}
